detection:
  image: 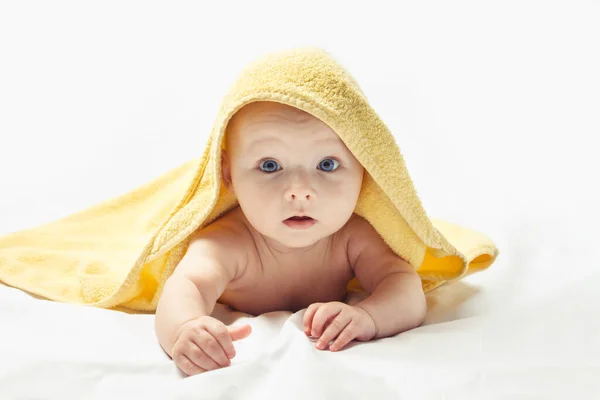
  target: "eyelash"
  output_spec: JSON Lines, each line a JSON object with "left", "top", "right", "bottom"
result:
{"left": 257, "top": 158, "right": 342, "bottom": 173}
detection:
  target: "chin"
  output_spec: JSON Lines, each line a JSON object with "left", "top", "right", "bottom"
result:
{"left": 266, "top": 229, "right": 324, "bottom": 249}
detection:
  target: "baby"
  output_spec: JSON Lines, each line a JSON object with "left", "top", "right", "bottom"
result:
{"left": 155, "top": 101, "right": 427, "bottom": 376}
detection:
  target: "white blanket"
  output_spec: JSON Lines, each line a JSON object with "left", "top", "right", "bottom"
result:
{"left": 1, "top": 223, "right": 599, "bottom": 399}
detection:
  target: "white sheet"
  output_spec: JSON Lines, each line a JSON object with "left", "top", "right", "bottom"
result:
{"left": 2, "top": 212, "right": 599, "bottom": 398}
{"left": 1, "top": 1, "right": 599, "bottom": 398}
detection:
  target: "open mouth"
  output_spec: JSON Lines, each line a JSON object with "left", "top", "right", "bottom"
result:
{"left": 283, "top": 216, "right": 316, "bottom": 229}
{"left": 286, "top": 216, "right": 313, "bottom": 221}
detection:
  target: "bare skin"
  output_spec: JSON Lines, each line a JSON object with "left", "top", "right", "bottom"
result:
{"left": 215, "top": 205, "right": 358, "bottom": 315}
{"left": 154, "top": 101, "right": 427, "bottom": 376}
{"left": 216, "top": 101, "right": 367, "bottom": 314}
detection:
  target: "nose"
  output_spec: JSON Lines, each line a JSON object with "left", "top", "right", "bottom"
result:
{"left": 284, "top": 171, "right": 317, "bottom": 204}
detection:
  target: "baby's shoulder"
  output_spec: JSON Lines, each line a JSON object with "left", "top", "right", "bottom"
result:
{"left": 342, "top": 213, "right": 392, "bottom": 263}
{"left": 192, "top": 207, "right": 247, "bottom": 242}
{"left": 187, "top": 207, "right": 252, "bottom": 270}
{"left": 341, "top": 213, "right": 375, "bottom": 242}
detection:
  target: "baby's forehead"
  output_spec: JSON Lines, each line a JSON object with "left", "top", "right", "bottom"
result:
{"left": 237, "top": 101, "right": 314, "bottom": 125}
{"left": 229, "top": 102, "right": 339, "bottom": 143}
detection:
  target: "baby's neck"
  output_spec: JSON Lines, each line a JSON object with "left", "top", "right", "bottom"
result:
{"left": 261, "top": 234, "right": 331, "bottom": 258}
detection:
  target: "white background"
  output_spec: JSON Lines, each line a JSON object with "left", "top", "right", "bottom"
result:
{"left": 1, "top": 1, "right": 599, "bottom": 398}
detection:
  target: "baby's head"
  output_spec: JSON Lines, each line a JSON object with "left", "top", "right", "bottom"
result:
{"left": 221, "top": 101, "right": 364, "bottom": 249}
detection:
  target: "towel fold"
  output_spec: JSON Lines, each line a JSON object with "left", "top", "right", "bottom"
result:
{"left": 0, "top": 47, "right": 498, "bottom": 311}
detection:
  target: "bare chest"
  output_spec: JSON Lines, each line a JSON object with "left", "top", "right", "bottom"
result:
{"left": 218, "top": 236, "right": 354, "bottom": 315}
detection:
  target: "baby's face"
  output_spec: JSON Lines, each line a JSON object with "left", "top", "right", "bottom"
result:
{"left": 222, "top": 101, "right": 364, "bottom": 249}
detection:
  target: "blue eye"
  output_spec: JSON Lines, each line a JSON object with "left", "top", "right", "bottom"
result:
{"left": 318, "top": 158, "right": 340, "bottom": 172}
{"left": 259, "top": 159, "right": 281, "bottom": 173}
{"left": 258, "top": 158, "right": 340, "bottom": 173}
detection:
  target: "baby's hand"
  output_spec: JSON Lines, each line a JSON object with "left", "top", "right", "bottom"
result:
{"left": 171, "top": 316, "right": 252, "bottom": 376}
{"left": 303, "top": 301, "right": 377, "bottom": 351}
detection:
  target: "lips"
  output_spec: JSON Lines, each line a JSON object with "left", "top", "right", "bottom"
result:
{"left": 283, "top": 215, "right": 317, "bottom": 229}
{"left": 287, "top": 216, "right": 313, "bottom": 221}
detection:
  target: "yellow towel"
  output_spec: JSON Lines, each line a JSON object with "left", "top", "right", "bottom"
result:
{"left": 0, "top": 47, "right": 498, "bottom": 311}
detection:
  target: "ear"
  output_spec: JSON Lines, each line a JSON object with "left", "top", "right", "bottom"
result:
{"left": 221, "top": 149, "right": 233, "bottom": 191}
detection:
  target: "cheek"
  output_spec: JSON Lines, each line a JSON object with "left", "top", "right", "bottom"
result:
{"left": 322, "top": 173, "right": 363, "bottom": 211}
{"left": 323, "top": 174, "right": 362, "bottom": 196}
{"left": 233, "top": 176, "right": 276, "bottom": 216}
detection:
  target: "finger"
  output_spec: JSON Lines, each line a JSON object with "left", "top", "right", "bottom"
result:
{"left": 229, "top": 324, "right": 252, "bottom": 342}
{"left": 172, "top": 345, "right": 199, "bottom": 376}
{"left": 303, "top": 303, "right": 323, "bottom": 335}
{"left": 172, "top": 340, "right": 216, "bottom": 372}
{"left": 177, "top": 353, "right": 207, "bottom": 376}
{"left": 203, "top": 319, "right": 237, "bottom": 359}
{"left": 315, "top": 312, "right": 352, "bottom": 350}
{"left": 190, "top": 346, "right": 223, "bottom": 371}
{"left": 311, "top": 303, "right": 343, "bottom": 337}
{"left": 329, "top": 320, "right": 358, "bottom": 352}
{"left": 191, "top": 330, "right": 231, "bottom": 368}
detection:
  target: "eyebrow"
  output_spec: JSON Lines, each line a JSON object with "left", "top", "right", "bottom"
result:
{"left": 249, "top": 136, "right": 343, "bottom": 149}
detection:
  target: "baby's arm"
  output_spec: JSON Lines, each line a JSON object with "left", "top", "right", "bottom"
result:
{"left": 347, "top": 219, "right": 427, "bottom": 338}
{"left": 304, "top": 219, "right": 426, "bottom": 352}
{"left": 352, "top": 267, "right": 426, "bottom": 339}
{"left": 154, "top": 229, "right": 243, "bottom": 357}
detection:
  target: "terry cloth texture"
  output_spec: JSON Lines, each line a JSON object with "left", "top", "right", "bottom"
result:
{"left": 0, "top": 47, "right": 498, "bottom": 311}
